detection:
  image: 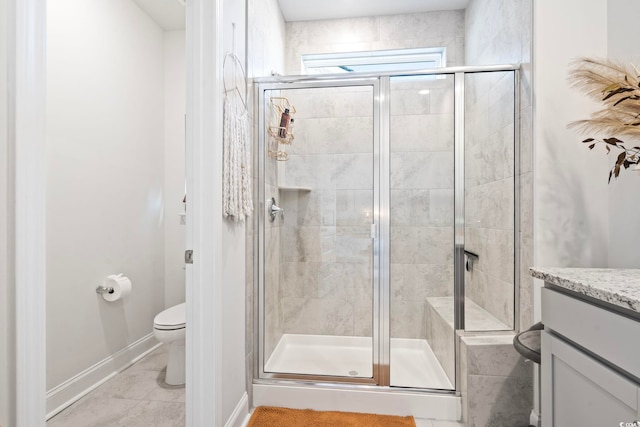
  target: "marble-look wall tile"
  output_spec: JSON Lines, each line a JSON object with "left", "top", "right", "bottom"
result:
{"left": 391, "top": 189, "right": 454, "bottom": 228}
{"left": 460, "top": 334, "right": 534, "bottom": 427}
{"left": 390, "top": 114, "right": 454, "bottom": 153}
{"left": 459, "top": 337, "right": 469, "bottom": 423}
{"left": 389, "top": 77, "right": 455, "bottom": 341}
{"left": 425, "top": 300, "right": 455, "bottom": 383}
{"left": 353, "top": 299, "right": 373, "bottom": 336}
{"left": 281, "top": 190, "right": 336, "bottom": 227}
{"left": 287, "top": 87, "right": 373, "bottom": 120}
{"left": 429, "top": 189, "right": 454, "bottom": 227}
{"left": 465, "top": 268, "right": 514, "bottom": 329}
{"left": 465, "top": 0, "right": 532, "bottom": 337}
{"left": 465, "top": 124, "right": 514, "bottom": 187}
{"left": 280, "top": 261, "right": 372, "bottom": 305}
{"left": 287, "top": 116, "right": 374, "bottom": 156}
{"left": 391, "top": 152, "right": 454, "bottom": 190}
{"left": 305, "top": 17, "right": 379, "bottom": 46}
{"left": 519, "top": 234, "right": 533, "bottom": 329}
{"left": 464, "top": 337, "right": 532, "bottom": 378}
{"left": 466, "top": 375, "right": 532, "bottom": 427}
{"left": 274, "top": 85, "right": 376, "bottom": 338}
{"left": 282, "top": 297, "right": 355, "bottom": 336}
{"left": 464, "top": 69, "right": 516, "bottom": 329}
{"left": 335, "top": 226, "right": 372, "bottom": 264}
{"left": 392, "top": 263, "right": 454, "bottom": 301}
{"left": 285, "top": 11, "right": 465, "bottom": 73}
{"left": 284, "top": 153, "right": 373, "bottom": 190}
{"left": 390, "top": 300, "right": 427, "bottom": 339}
{"left": 247, "top": 0, "right": 285, "bottom": 77}
{"left": 336, "top": 190, "right": 374, "bottom": 227}
{"left": 465, "top": 227, "right": 515, "bottom": 284}
{"left": 281, "top": 225, "right": 337, "bottom": 263}
{"left": 390, "top": 226, "right": 453, "bottom": 265}
{"left": 379, "top": 11, "right": 463, "bottom": 42}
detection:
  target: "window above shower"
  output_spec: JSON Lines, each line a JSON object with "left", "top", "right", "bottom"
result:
{"left": 301, "top": 47, "right": 447, "bottom": 74}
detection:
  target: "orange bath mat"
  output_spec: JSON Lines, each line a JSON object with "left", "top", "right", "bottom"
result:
{"left": 247, "top": 406, "right": 416, "bottom": 427}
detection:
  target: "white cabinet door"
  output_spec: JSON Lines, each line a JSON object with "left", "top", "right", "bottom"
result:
{"left": 542, "top": 331, "right": 640, "bottom": 427}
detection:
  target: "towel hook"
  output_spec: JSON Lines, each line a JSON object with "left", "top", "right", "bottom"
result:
{"left": 223, "top": 52, "right": 248, "bottom": 109}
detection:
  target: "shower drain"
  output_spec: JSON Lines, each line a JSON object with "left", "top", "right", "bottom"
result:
{"left": 348, "top": 370, "right": 359, "bottom": 376}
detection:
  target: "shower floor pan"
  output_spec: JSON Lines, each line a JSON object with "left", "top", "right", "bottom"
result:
{"left": 264, "top": 334, "right": 453, "bottom": 390}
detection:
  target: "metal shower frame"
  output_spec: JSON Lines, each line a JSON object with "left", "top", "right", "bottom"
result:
{"left": 252, "top": 64, "right": 521, "bottom": 394}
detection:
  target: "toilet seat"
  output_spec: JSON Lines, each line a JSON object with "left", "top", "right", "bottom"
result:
{"left": 154, "top": 302, "right": 185, "bottom": 330}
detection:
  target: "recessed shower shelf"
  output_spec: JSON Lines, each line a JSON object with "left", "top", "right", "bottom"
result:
{"left": 278, "top": 186, "right": 311, "bottom": 192}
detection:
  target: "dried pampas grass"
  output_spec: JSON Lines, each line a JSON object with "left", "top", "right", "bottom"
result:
{"left": 568, "top": 57, "right": 640, "bottom": 182}
{"left": 569, "top": 57, "right": 640, "bottom": 137}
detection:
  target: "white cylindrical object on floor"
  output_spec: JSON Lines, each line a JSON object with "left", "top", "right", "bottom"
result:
{"left": 165, "top": 341, "right": 186, "bottom": 386}
{"left": 102, "top": 274, "right": 132, "bottom": 302}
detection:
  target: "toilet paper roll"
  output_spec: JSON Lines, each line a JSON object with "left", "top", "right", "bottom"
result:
{"left": 102, "top": 274, "right": 132, "bottom": 302}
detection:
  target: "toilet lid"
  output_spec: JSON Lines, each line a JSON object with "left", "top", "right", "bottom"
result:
{"left": 154, "top": 302, "right": 186, "bottom": 330}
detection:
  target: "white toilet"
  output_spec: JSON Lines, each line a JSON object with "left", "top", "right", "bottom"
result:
{"left": 153, "top": 302, "right": 186, "bottom": 386}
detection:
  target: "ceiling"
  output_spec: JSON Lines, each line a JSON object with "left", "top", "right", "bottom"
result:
{"left": 132, "top": 0, "right": 185, "bottom": 31}
{"left": 131, "top": 0, "right": 469, "bottom": 31}
{"left": 277, "top": 0, "right": 469, "bottom": 22}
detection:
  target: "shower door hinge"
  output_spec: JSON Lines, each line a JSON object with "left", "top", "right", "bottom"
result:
{"left": 185, "top": 250, "right": 194, "bottom": 264}
{"left": 371, "top": 223, "right": 378, "bottom": 239}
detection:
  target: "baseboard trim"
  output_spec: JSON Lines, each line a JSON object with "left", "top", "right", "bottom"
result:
{"left": 225, "top": 392, "right": 249, "bottom": 427}
{"left": 46, "top": 333, "right": 160, "bottom": 420}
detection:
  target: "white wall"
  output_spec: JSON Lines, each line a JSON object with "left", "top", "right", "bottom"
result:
{"left": 164, "top": 30, "right": 187, "bottom": 307}
{"left": 46, "top": 0, "right": 166, "bottom": 389}
{"left": 533, "top": 0, "right": 609, "bottom": 272}
{"left": 607, "top": 0, "right": 640, "bottom": 268}
{"left": 221, "top": 0, "right": 249, "bottom": 422}
{"left": 0, "top": 0, "right": 16, "bottom": 423}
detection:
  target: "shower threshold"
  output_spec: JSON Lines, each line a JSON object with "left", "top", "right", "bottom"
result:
{"left": 264, "top": 334, "right": 453, "bottom": 390}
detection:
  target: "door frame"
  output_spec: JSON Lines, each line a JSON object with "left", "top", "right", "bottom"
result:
{"left": 12, "top": 0, "right": 225, "bottom": 425}
{"left": 254, "top": 77, "right": 383, "bottom": 385}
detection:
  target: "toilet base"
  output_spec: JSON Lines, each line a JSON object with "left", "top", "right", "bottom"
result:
{"left": 165, "top": 341, "right": 185, "bottom": 386}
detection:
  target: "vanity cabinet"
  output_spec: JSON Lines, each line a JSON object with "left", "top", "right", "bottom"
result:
{"left": 541, "top": 287, "right": 640, "bottom": 427}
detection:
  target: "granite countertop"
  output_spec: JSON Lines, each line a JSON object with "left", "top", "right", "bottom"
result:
{"left": 530, "top": 267, "right": 640, "bottom": 314}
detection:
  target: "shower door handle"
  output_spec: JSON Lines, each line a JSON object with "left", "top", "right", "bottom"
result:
{"left": 267, "top": 197, "right": 284, "bottom": 222}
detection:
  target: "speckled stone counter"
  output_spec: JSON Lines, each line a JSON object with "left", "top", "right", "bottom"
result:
{"left": 530, "top": 267, "right": 640, "bottom": 314}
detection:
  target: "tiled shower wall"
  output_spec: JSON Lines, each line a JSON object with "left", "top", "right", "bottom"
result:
{"left": 461, "top": 1, "right": 533, "bottom": 425}
{"left": 465, "top": 0, "right": 533, "bottom": 331}
{"left": 285, "top": 11, "right": 465, "bottom": 74}
{"left": 270, "top": 86, "right": 375, "bottom": 345}
{"left": 267, "top": 78, "right": 456, "bottom": 345}
{"left": 464, "top": 71, "right": 516, "bottom": 329}
{"left": 390, "top": 77, "right": 455, "bottom": 339}
{"left": 259, "top": 10, "right": 467, "bottom": 356}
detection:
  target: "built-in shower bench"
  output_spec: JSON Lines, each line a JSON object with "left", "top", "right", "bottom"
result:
{"left": 426, "top": 296, "right": 509, "bottom": 331}
{"left": 424, "top": 296, "right": 509, "bottom": 383}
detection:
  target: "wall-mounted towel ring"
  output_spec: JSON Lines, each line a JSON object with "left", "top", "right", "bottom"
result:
{"left": 223, "top": 52, "right": 248, "bottom": 110}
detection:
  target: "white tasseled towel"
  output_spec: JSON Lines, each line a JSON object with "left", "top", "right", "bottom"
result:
{"left": 223, "top": 93, "right": 253, "bottom": 221}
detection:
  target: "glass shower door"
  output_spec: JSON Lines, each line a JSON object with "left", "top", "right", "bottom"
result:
{"left": 259, "top": 82, "right": 379, "bottom": 381}
{"left": 388, "top": 74, "right": 456, "bottom": 390}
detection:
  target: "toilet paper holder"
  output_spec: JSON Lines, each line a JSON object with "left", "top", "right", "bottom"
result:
{"left": 96, "top": 285, "right": 114, "bottom": 295}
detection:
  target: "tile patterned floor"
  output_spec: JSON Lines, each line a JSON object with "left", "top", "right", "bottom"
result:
{"left": 47, "top": 345, "right": 185, "bottom": 427}
{"left": 47, "top": 344, "right": 465, "bottom": 427}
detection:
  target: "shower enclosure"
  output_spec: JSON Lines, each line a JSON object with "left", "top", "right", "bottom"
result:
{"left": 254, "top": 65, "right": 519, "bottom": 393}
